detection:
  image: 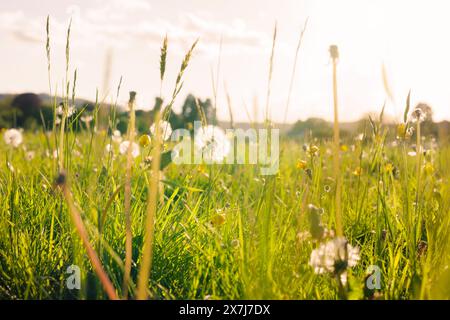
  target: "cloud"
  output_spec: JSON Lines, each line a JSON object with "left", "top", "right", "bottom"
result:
{"left": 0, "top": 4, "right": 268, "bottom": 56}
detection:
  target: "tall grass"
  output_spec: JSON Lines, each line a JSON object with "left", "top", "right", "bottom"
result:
{"left": 0, "top": 17, "right": 449, "bottom": 302}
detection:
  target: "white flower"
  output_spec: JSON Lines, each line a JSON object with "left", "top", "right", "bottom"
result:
{"left": 411, "top": 107, "right": 426, "bottom": 123}
{"left": 119, "top": 141, "right": 140, "bottom": 158}
{"left": 112, "top": 130, "right": 122, "bottom": 143}
{"left": 309, "top": 237, "right": 360, "bottom": 283}
{"left": 194, "top": 125, "right": 231, "bottom": 162}
{"left": 55, "top": 117, "right": 62, "bottom": 125}
{"left": 67, "top": 106, "right": 76, "bottom": 117}
{"left": 150, "top": 120, "right": 173, "bottom": 141}
{"left": 3, "top": 128, "right": 23, "bottom": 147}
{"left": 57, "top": 104, "right": 76, "bottom": 117}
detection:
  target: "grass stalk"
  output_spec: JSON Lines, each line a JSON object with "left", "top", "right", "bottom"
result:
{"left": 122, "top": 91, "right": 137, "bottom": 299}
{"left": 136, "top": 112, "right": 162, "bottom": 300}
{"left": 56, "top": 172, "right": 118, "bottom": 300}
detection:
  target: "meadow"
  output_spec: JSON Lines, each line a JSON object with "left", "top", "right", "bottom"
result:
{"left": 0, "top": 18, "right": 449, "bottom": 300}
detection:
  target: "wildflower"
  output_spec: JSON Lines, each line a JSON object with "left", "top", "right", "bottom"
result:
{"left": 411, "top": 107, "right": 426, "bottom": 123}
{"left": 194, "top": 125, "right": 231, "bottom": 162}
{"left": 352, "top": 166, "right": 362, "bottom": 176}
{"left": 150, "top": 120, "right": 173, "bottom": 141}
{"left": 119, "top": 141, "right": 140, "bottom": 158}
{"left": 57, "top": 104, "right": 76, "bottom": 117}
{"left": 408, "top": 151, "right": 417, "bottom": 157}
{"left": 384, "top": 163, "right": 394, "bottom": 174}
{"left": 396, "top": 123, "right": 406, "bottom": 139}
{"left": 138, "top": 134, "right": 151, "bottom": 147}
{"left": 405, "top": 127, "right": 414, "bottom": 139}
{"left": 211, "top": 212, "right": 226, "bottom": 226}
{"left": 3, "top": 128, "right": 23, "bottom": 147}
{"left": 309, "top": 237, "right": 360, "bottom": 284}
{"left": 397, "top": 123, "right": 414, "bottom": 140}
{"left": 55, "top": 117, "right": 62, "bottom": 125}
{"left": 296, "top": 159, "right": 307, "bottom": 170}
{"left": 112, "top": 130, "right": 122, "bottom": 143}
{"left": 340, "top": 144, "right": 348, "bottom": 152}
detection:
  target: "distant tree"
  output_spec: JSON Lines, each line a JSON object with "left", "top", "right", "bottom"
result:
{"left": 11, "top": 93, "right": 42, "bottom": 128}
{"left": 288, "top": 118, "right": 333, "bottom": 139}
{"left": 0, "top": 96, "right": 15, "bottom": 128}
{"left": 414, "top": 103, "right": 437, "bottom": 137}
{"left": 180, "top": 94, "right": 216, "bottom": 129}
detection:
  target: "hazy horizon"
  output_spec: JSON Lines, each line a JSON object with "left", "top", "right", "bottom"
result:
{"left": 2, "top": 0, "right": 450, "bottom": 123}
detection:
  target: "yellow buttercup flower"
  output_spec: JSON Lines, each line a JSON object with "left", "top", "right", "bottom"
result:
{"left": 139, "top": 134, "right": 151, "bottom": 147}
{"left": 353, "top": 166, "right": 362, "bottom": 176}
{"left": 296, "top": 160, "right": 307, "bottom": 170}
{"left": 385, "top": 163, "right": 394, "bottom": 174}
{"left": 397, "top": 123, "right": 406, "bottom": 139}
{"left": 340, "top": 144, "right": 348, "bottom": 152}
{"left": 211, "top": 213, "right": 226, "bottom": 226}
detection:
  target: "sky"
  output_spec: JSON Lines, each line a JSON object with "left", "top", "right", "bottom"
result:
{"left": 1, "top": 0, "right": 450, "bottom": 123}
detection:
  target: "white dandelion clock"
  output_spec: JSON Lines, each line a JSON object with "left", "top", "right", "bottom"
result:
{"left": 112, "top": 130, "right": 122, "bottom": 143}
{"left": 194, "top": 125, "right": 231, "bottom": 163}
{"left": 3, "top": 128, "right": 23, "bottom": 148}
{"left": 57, "top": 104, "right": 76, "bottom": 117}
{"left": 309, "top": 237, "right": 360, "bottom": 284}
{"left": 150, "top": 120, "right": 173, "bottom": 141}
{"left": 411, "top": 107, "right": 426, "bottom": 123}
{"left": 119, "top": 141, "right": 140, "bottom": 158}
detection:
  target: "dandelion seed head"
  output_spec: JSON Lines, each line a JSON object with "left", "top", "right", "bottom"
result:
{"left": 194, "top": 125, "right": 231, "bottom": 162}
{"left": 3, "top": 128, "right": 23, "bottom": 148}
{"left": 119, "top": 141, "right": 140, "bottom": 158}
{"left": 309, "top": 237, "right": 360, "bottom": 276}
{"left": 112, "top": 130, "right": 122, "bottom": 143}
{"left": 150, "top": 120, "right": 173, "bottom": 141}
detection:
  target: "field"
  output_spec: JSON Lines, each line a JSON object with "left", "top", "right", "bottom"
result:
{"left": 1, "top": 17, "right": 450, "bottom": 301}
{"left": 1, "top": 126, "right": 449, "bottom": 299}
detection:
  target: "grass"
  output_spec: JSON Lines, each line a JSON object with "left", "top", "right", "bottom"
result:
{"left": 0, "top": 17, "right": 449, "bottom": 300}
{"left": 1, "top": 129, "right": 449, "bottom": 299}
